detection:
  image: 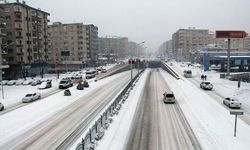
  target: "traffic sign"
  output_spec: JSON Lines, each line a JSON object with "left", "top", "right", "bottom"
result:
{"left": 216, "top": 31, "right": 247, "bottom": 39}
{"left": 230, "top": 111, "right": 244, "bottom": 115}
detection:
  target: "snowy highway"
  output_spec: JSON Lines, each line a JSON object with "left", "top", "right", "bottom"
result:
{"left": 0, "top": 70, "right": 137, "bottom": 150}
{"left": 126, "top": 69, "right": 201, "bottom": 150}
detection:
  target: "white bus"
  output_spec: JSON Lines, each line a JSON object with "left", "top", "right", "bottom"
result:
{"left": 85, "top": 70, "right": 97, "bottom": 79}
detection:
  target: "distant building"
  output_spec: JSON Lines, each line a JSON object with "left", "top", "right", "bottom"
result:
{"left": 0, "top": 1, "right": 50, "bottom": 79}
{"left": 85, "top": 24, "right": 98, "bottom": 64}
{"left": 48, "top": 22, "right": 87, "bottom": 71}
{"left": 128, "top": 41, "right": 136, "bottom": 57}
{"left": 98, "top": 36, "right": 128, "bottom": 59}
{"left": 172, "top": 28, "right": 210, "bottom": 61}
{"left": 243, "top": 36, "right": 250, "bottom": 51}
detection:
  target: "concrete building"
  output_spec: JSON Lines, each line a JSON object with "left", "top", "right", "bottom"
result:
{"left": 48, "top": 22, "right": 87, "bottom": 71}
{"left": 98, "top": 36, "right": 128, "bottom": 59}
{"left": 0, "top": 1, "right": 49, "bottom": 79}
{"left": 243, "top": 36, "right": 250, "bottom": 51}
{"left": 172, "top": 28, "right": 210, "bottom": 61}
{"left": 128, "top": 41, "right": 137, "bottom": 57}
{"left": 85, "top": 24, "right": 98, "bottom": 64}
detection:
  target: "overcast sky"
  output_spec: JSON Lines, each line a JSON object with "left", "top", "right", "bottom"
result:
{"left": 11, "top": 0, "right": 250, "bottom": 51}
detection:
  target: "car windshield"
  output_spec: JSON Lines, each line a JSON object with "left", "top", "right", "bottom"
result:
{"left": 166, "top": 94, "right": 174, "bottom": 97}
{"left": 60, "top": 81, "right": 67, "bottom": 84}
{"left": 205, "top": 82, "right": 211, "bottom": 85}
{"left": 25, "top": 94, "right": 32, "bottom": 97}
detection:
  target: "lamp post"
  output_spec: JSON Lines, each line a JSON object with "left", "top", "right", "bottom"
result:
{"left": 0, "top": 42, "right": 14, "bottom": 99}
{"left": 136, "top": 41, "right": 145, "bottom": 74}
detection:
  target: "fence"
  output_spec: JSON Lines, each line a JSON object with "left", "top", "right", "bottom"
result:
{"left": 75, "top": 69, "right": 145, "bottom": 150}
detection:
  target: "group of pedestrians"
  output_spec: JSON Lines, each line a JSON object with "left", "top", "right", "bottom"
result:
{"left": 201, "top": 74, "right": 207, "bottom": 80}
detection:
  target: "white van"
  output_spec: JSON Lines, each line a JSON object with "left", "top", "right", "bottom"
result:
{"left": 183, "top": 70, "right": 192, "bottom": 78}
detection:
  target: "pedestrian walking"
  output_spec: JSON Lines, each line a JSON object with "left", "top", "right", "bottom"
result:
{"left": 204, "top": 75, "right": 207, "bottom": 80}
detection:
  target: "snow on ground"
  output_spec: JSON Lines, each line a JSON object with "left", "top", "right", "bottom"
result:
{"left": 160, "top": 68, "right": 250, "bottom": 150}
{"left": 95, "top": 69, "right": 149, "bottom": 150}
{"left": 0, "top": 63, "right": 119, "bottom": 108}
{"left": 168, "top": 61, "right": 250, "bottom": 120}
{"left": 0, "top": 71, "right": 129, "bottom": 146}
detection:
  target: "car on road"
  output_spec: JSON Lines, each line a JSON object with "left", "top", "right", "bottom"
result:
{"left": 223, "top": 97, "right": 241, "bottom": 109}
{"left": 22, "top": 92, "right": 41, "bottom": 103}
{"left": 163, "top": 91, "right": 175, "bottom": 104}
{"left": 183, "top": 70, "right": 192, "bottom": 78}
{"left": 83, "top": 81, "right": 89, "bottom": 87}
{"left": 200, "top": 81, "right": 213, "bottom": 90}
{"left": 31, "top": 79, "right": 42, "bottom": 86}
{"left": 0, "top": 102, "right": 4, "bottom": 111}
{"left": 38, "top": 80, "right": 52, "bottom": 89}
{"left": 59, "top": 78, "right": 73, "bottom": 89}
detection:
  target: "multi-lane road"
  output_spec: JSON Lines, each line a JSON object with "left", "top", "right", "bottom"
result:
{"left": 126, "top": 69, "right": 201, "bottom": 150}
{"left": 0, "top": 70, "right": 137, "bottom": 150}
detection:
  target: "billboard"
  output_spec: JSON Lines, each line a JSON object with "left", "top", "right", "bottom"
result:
{"left": 216, "top": 31, "right": 247, "bottom": 38}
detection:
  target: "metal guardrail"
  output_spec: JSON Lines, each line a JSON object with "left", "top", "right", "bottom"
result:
{"left": 75, "top": 69, "right": 145, "bottom": 150}
{"left": 95, "top": 64, "right": 130, "bottom": 81}
{"left": 161, "top": 62, "right": 180, "bottom": 80}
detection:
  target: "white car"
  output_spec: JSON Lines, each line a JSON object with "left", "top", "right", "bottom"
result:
{"left": 7, "top": 80, "right": 16, "bottom": 86}
{"left": 163, "top": 91, "right": 175, "bottom": 104}
{"left": 38, "top": 81, "right": 52, "bottom": 89}
{"left": 1, "top": 80, "right": 8, "bottom": 85}
{"left": 22, "top": 79, "right": 33, "bottom": 85}
{"left": 22, "top": 92, "right": 41, "bottom": 103}
{"left": 16, "top": 79, "right": 24, "bottom": 85}
{"left": 223, "top": 97, "right": 241, "bottom": 109}
{"left": 200, "top": 81, "right": 213, "bottom": 90}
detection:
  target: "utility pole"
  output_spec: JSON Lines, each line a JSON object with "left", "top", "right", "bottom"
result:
{"left": 136, "top": 41, "right": 145, "bottom": 75}
{"left": 226, "top": 38, "right": 231, "bottom": 76}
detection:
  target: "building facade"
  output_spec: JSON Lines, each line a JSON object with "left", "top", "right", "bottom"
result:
{"left": 98, "top": 36, "right": 128, "bottom": 59}
{"left": 48, "top": 22, "right": 87, "bottom": 71}
{"left": 172, "top": 28, "right": 210, "bottom": 61}
{"left": 0, "top": 1, "right": 49, "bottom": 79}
{"left": 85, "top": 24, "right": 98, "bottom": 64}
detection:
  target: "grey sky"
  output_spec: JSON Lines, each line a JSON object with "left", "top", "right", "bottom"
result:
{"left": 15, "top": 0, "right": 250, "bottom": 51}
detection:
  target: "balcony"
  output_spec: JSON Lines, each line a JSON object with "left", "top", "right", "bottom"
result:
{"left": 16, "top": 35, "right": 23, "bottom": 39}
{"left": 17, "top": 51, "right": 24, "bottom": 55}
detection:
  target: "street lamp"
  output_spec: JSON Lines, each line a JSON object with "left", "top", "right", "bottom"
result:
{"left": 0, "top": 42, "right": 14, "bottom": 99}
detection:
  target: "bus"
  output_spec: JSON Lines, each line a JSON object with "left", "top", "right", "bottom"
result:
{"left": 85, "top": 70, "right": 97, "bottom": 79}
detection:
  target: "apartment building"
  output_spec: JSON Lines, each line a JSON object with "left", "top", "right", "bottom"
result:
{"left": 85, "top": 24, "right": 98, "bottom": 64}
{"left": 98, "top": 36, "right": 128, "bottom": 59}
{"left": 0, "top": 1, "right": 49, "bottom": 78}
{"left": 172, "top": 28, "right": 210, "bottom": 61}
{"left": 48, "top": 22, "right": 87, "bottom": 71}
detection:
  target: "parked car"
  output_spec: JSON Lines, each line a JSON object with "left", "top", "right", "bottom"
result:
{"left": 1, "top": 80, "right": 8, "bottom": 85}
{"left": 101, "top": 68, "right": 107, "bottom": 73}
{"left": 22, "top": 79, "right": 33, "bottom": 85}
{"left": 22, "top": 92, "right": 41, "bottom": 103}
{"left": 0, "top": 102, "right": 4, "bottom": 111}
{"left": 200, "top": 81, "right": 213, "bottom": 90}
{"left": 31, "top": 79, "right": 42, "bottom": 86}
{"left": 59, "top": 78, "right": 73, "bottom": 89}
{"left": 163, "top": 91, "right": 175, "bottom": 104}
{"left": 16, "top": 79, "right": 24, "bottom": 85}
{"left": 38, "top": 81, "right": 52, "bottom": 89}
{"left": 223, "top": 97, "right": 241, "bottom": 109}
{"left": 7, "top": 80, "right": 16, "bottom": 86}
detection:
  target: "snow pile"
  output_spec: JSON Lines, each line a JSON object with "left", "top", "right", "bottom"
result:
{"left": 95, "top": 69, "right": 149, "bottom": 150}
